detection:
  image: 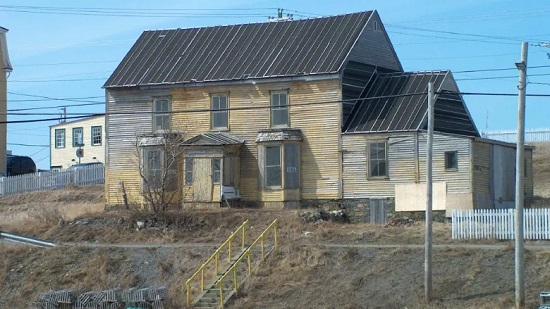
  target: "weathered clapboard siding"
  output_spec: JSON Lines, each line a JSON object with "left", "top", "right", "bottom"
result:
{"left": 418, "top": 132, "right": 471, "bottom": 194}
{"left": 472, "top": 141, "right": 491, "bottom": 194}
{"left": 343, "top": 132, "right": 416, "bottom": 199}
{"left": 346, "top": 11, "right": 402, "bottom": 72}
{"left": 171, "top": 78, "right": 341, "bottom": 202}
{"left": 105, "top": 88, "right": 170, "bottom": 205}
{"left": 343, "top": 131, "right": 471, "bottom": 199}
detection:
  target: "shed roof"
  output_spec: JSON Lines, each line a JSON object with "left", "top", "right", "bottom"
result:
{"left": 344, "top": 71, "right": 479, "bottom": 137}
{"left": 104, "top": 11, "right": 373, "bottom": 88}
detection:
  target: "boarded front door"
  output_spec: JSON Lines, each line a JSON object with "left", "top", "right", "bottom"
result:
{"left": 193, "top": 158, "right": 213, "bottom": 202}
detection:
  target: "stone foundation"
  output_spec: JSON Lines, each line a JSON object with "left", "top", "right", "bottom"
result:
{"left": 397, "top": 210, "right": 448, "bottom": 223}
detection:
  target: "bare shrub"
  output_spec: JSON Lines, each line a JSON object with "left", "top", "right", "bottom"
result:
{"left": 27, "top": 206, "right": 66, "bottom": 224}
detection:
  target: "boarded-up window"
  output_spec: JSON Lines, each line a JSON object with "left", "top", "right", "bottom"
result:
{"left": 368, "top": 142, "right": 387, "bottom": 177}
{"left": 445, "top": 151, "right": 458, "bottom": 170}
{"left": 185, "top": 158, "right": 194, "bottom": 184}
{"left": 270, "top": 91, "right": 289, "bottom": 127}
{"left": 265, "top": 146, "right": 282, "bottom": 187}
{"left": 284, "top": 143, "right": 300, "bottom": 189}
{"left": 211, "top": 94, "right": 228, "bottom": 129}
{"left": 212, "top": 158, "right": 221, "bottom": 183}
{"left": 223, "top": 157, "right": 234, "bottom": 186}
{"left": 153, "top": 98, "right": 170, "bottom": 132}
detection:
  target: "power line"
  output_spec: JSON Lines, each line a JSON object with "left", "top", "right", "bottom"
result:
{"left": 15, "top": 60, "right": 119, "bottom": 67}
{"left": 8, "top": 143, "right": 50, "bottom": 147}
{"left": 29, "top": 147, "right": 50, "bottom": 157}
{"left": 7, "top": 103, "right": 104, "bottom": 112}
{"left": 3, "top": 91, "right": 550, "bottom": 124}
{"left": 387, "top": 24, "right": 526, "bottom": 43}
{"left": 388, "top": 30, "right": 518, "bottom": 46}
{"left": 7, "top": 91, "right": 104, "bottom": 103}
{"left": 456, "top": 72, "right": 550, "bottom": 81}
{"left": 9, "top": 77, "right": 105, "bottom": 83}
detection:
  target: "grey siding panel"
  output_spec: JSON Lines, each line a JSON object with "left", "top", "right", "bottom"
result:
{"left": 417, "top": 132, "right": 471, "bottom": 194}
{"left": 342, "top": 132, "right": 472, "bottom": 199}
{"left": 347, "top": 12, "right": 401, "bottom": 72}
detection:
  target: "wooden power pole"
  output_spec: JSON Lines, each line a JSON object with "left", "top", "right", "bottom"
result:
{"left": 515, "top": 42, "right": 528, "bottom": 309}
{"left": 425, "top": 82, "right": 435, "bottom": 302}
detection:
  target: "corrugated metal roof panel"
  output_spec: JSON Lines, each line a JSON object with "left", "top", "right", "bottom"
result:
{"left": 104, "top": 11, "right": 372, "bottom": 88}
{"left": 345, "top": 71, "right": 479, "bottom": 137}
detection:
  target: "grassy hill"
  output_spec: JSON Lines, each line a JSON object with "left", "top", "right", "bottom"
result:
{"left": 532, "top": 142, "right": 550, "bottom": 198}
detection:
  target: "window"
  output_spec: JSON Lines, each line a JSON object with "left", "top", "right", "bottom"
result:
{"left": 72, "top": 127, "right": 83, "bottom": 147}
{"left": 265, "top": 146, "right": 282, "bottom": 187}
{"left": 270, "top": 91, "right": 289, "bottom": 127}
{"left": 185, "top": 158, "right": 194, "bottom": 185}
{"left": 373, "top": 21, "right": 379, "bottom": 31}
{"left": 144, "top": 148, "right": 177, "bottom": 190}
{"left": 284, "top": 143, "right": 300, "bottom": 189}
{"left": 368, "top": 142, "right": 387, "bottom": 177}
{"left": 55, "top": 129, "right": 65, "bottom": 148}
{"left": 445, "top": 151, "right": 458, "bottom": 171}
{"left": 153, "top": 98, "right": 170, "bottom": 132}
{"left": 212, "top": 158, "right": 221, "bottom": 183}
{"left": 211, "top": 94, "right": 228, "bottom": 129}
{"left": 91, "top": 126, "right": 102, "bottom": 146}
{"left": 145, "top": 149, "right": 162, "bottom": 188}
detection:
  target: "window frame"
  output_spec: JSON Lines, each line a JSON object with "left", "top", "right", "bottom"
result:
{"left": 212, "top": 158, "right": 221, "bottom": 183}
{"left": 152, "top": 97, "right": 171, "bottom": 133}
{"left": 444, "top": 151, "right": 458, "bottom": 171}
{"left": 270, "top": 90, "right": 289, "bottom": 128}
{"left": 265, "top": 145, "right": 282, "bottom": 188}
{"left": 54, "top": 129, "right": 66, "bottom": 149}
{"left": 143, "top": 147, "right": 178, "bottom": 191}
{"left": 367, "top": 141, "right": 388, "bottom": 179}
{"left": 72, "top": 127, "right": 84, "bottom": 148}
{"left": 185, "top": 158, "right": 194, "bottom": 185}
{"left": 91, "top": 126, "right": 102, "bottom": 146}
{"left": 210, "top": 93, "right": 229, "bottom": 130}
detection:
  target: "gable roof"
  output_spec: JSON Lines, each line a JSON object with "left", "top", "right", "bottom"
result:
{"left": 104, "top": 11, "right": 373, "bottom": 88}
{"left": 344, "top": 71, "right": 479, "bottom": 137}
{"left": 182, "top": 132, "right": 244, "bottom": 146}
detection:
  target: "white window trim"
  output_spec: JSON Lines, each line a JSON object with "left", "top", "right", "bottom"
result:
{"left": 152, "top": 97, "right": 171, "bottom": 133}
{"left": 55, "top": 129, "right": 65, "bottom": 149}
{"left": 367, "top": 140, "right": 388, "bottom": 179}
{"left": 91, "top": 126, "right": 102, "bottom": 146}
{"left": 72, "top": 127, "right": 83, "bottom": 148}
{"left": 210, "top": 93, "right": 229, "bottom": 130}
{"left": 264, "top": 144, "right": 283, "bottom": 189}
{"left": 270, "top": 90, "right": 289, "bottom": 128}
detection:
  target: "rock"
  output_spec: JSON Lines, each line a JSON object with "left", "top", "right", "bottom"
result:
{"left": 58, "top": 219, "right": 65, "bottom": 227}
{"left": 136, "top": 221, "right": 145, "bottom": 230}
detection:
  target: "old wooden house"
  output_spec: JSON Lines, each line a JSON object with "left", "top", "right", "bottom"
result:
{"left": 103, "top": 11, "right": 532, "bottom": 219}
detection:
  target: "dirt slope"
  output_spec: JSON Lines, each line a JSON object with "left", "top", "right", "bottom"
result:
{"left": 532, "top": 142, "right": 550, "bottom": 198}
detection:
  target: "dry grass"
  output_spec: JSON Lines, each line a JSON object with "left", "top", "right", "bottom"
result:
{"left": 531, "top": 142, "right": 550, "bottom": 198}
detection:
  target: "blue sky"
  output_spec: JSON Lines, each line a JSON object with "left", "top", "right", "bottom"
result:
{"left": 2, "top": 0, "right": 550, "bottom": 169}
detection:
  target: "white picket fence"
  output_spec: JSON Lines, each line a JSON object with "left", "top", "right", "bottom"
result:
{"left": 0, "top": 165, "right": 104, "bottom": 196}
{"left": 481, "top": 128, "right": 550, "bottom": 143}
{"left": 452, "top": 208, "right": 550, "bottom": 240}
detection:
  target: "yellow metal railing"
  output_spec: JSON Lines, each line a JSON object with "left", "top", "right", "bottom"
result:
{"left": 185, "top": 220, "right": 248, "bottom": 307}
{"left": 215, "top": 219, "right": 278, "bottom": 308}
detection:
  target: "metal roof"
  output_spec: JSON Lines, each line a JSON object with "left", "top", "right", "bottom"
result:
{"left": 182, "top": 132, "right": 244, "bottom": 146}
{"left": 345, "top": 71, "right": 479, "bottom": 137}
{"left": 104, "top": 11, "right": 373, "bottom": 88}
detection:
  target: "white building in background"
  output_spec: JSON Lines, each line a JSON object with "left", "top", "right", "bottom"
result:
{"left": 49, "top": 115, "right": 105, "bottom": 170}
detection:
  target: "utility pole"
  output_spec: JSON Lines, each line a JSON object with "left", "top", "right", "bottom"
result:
{"left": 514, "top": 42, "right": 528, "bottom": 309}
{"left": 425, "top": 82, "right": 435, "bottom": 302}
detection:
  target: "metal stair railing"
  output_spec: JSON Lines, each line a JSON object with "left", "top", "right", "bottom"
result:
{"left": 185, "top": 220, "right": 248, "bottom": 307}
{"left": 215, "top": 219, "right": 278, "bottom": 308}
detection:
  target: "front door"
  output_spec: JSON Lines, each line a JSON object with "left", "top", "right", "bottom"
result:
{"left": 193, "top": 158, "right": 213, "bottom": 202}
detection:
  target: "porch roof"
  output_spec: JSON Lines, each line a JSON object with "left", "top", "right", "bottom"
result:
{"left": 182, "top": 132, "right": 244, "bottom": 146}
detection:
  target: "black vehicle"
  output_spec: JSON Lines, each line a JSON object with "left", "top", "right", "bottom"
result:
{"left": 6, "top": 155, "right": 37, "bottom": 176}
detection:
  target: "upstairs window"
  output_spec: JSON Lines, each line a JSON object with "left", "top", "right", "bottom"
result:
{"left": 55, "top": 129, "right": 65, "bottom": 148}
{"left": 445, "top": 151, "right": 458, "bottom": 171}
{"left": 153, "top": 98, "right": 170, "bottom": 132}
{"left": 72, "top": 127, "right": 83, "bottom": 147}
{"left": 211, "top": 94, "right": 228, "bottom": 130}
{"left": 91, "top": 126, "right": 102, "bottom": 146}
{"left": 368, "top": 141, "right": 387, "bottom": 178}
{"left": 270, "top": 91, "right": 289, "bottom": 127}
